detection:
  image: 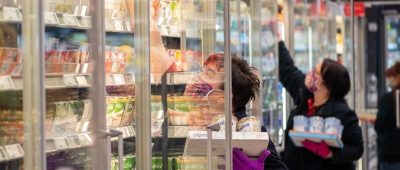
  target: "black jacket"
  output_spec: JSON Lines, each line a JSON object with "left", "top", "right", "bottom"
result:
{"left": 235, "top": 107, "right": 288, "bottom": 170}
{"left": 375, "top": 92, "right": 400, "bottom": 162}
{"left": 278, "top": 41, "right": 364, "bottom": 170}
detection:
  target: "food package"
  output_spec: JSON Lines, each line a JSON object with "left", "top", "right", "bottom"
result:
{"left": 237, "top": 116, "right": 261, "bottom": 132}
{"left": 212, "top": 114, "right": 238, "bottom": 131}
{"left": 120, "top": 97, "right": 136, "bottom": 126}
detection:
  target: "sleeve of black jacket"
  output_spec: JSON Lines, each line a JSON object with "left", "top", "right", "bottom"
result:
{"left": 375, "top": 93, "right": 390, "bottom": 133}
{"left": 329, "top": 110, "right": 364, "bottom": 164}
{"left": 262, "top": 126, "right": 288, "bottom": 170}
{"left": 278, "top": 41, "right": 306, "bottom": 105}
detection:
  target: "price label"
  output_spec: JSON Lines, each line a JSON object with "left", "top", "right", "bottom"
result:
{"left": 63, "top": 14, "right": 78, "bottom": 26}
{"left": 125, "top": 21, "right": 132, "bottom": 32}
{"left": 54, "top": 138, "right": 69, "bottom": 149}
{"left": 112, "top": 74, "right": 126, "bottom": 85}
{"left": 0, "top": 147, "right": 8, "bottom": 161}
{"left": 75, "top": 75, "right": 89, "bottom": 86}
{"left": 127, "top": 126, "right": 135, "bottom": 137}
{"left": 46, "top": 139, "right": 57, "bottom": 151}
{"left": 73, "top": 135, "right": 82, "bottom": 146}
{"left": 63, "top": 74, "right": 78, "bottom": 86}
{"left": 82, "top": 16, "right": 91, "bottom": 27}
{"left": 2, "top": 7, "right": 21, "bottom": 22}
{"left": 4, "top": 144, "right": 24, "bottom": 159}
{"left": 114, "top": 20, "right": 124, "bottom": 32}
{"left": 105, "top": 20, "right": 114, "bottom": 31}
{"left": 78, "top": 134, "right": 92, "bottom": 145}
{"left": 123, "top": 127, "right": 130, "bottom": 137}
{"left": 44, "top": 12, "right": 59, "bottom": 25}
{"left": 0, "top": 76, "right": 15, "bottom": 90}
{"left": 66, "top": 137, "right": 78, "bottom": 147}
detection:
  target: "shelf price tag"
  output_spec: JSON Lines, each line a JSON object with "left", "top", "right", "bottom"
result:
{"left": 114, "top": 20, "right": 124, "bottom": 32}
{"left": 44, "top": 12, "right": 59, "bottom": 25}
{"left": 105, "top": 20, "right": 114, "bottom": 31}
{"left": 66, "top": 136, "right": 78, "bottom": 147}
{"left": 127, "top": 126, "right": 135, "bottom": 137}
{"left": 125, "top": 21, "right": 132, "bottom": 32}
{"left": 63, "top": 74, "right": 78, "bottom": 86}
{"left": 75, "top": 75, "right": 89, "bottom": 86}
{"left": 4, "top": 144, "right": 24, "bottom": 159}
{"left": 112, "top": 74, "right": 126, "bottom": 85}
{"left": 82, "top": 16, "right": 91, "bottom": 27}
{"left": 78, "top": 134, "right": 92, "bottom": 145}
{"left": 0, "top": 76, "right": 15, "bottom": 90}
{"left": 62, "top": 14, "right": 78, "bottom": 26}
{"left": 0, "top": 147, "right": 8, "bottom": 161}
{"left": 2, "top": 7, "right": 21, "bottom": 22}
{"left": 120, "top": 127, "right": 127, "bottom": 138}
{"left": 46, "top": 139, "right": 57, "bottom": 151}
{"left": 54, "top": 138, "right": 69, "bottom": 149}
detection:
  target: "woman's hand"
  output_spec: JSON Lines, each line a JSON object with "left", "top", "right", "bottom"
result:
{"left": 233, "top": 148, "right": 271, "bottom": 170}
{"left": 302, "top": 140, "right": 332, "bottom": 159}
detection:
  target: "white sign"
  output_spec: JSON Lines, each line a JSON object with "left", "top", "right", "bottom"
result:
{"left": 75, "top": 75, "right": 89, "bottom": 86}
{"left": 112, "top": 74, "right": 126, "bottom": 85}
{"left": 44, "top": 12, "right": 59, "bottom": 25}
{"left": 2, "top": 7, "right": 21, "bottom": 22}
{"left": 62, "top": 14, "right": 78, "bottom": 26}
{"left": 0, "top": 147, "right": 8, "bottom": 161}
{"left": 114, "top": 20, "right": 124, "bottom": 32}
{"left": 54, "top": 138, "right": 69, "bottom": 149}
{"left": 4, "top": 144, "right": 24, "bottom": 159}
{"left": 63, "top": 74, "right": 78, "bottom": 86}
{"left": 125, "top": 21, "right": 132, "bottom": 32}
{"left": 0, "top": 76, "right": 15, "bottom": 90}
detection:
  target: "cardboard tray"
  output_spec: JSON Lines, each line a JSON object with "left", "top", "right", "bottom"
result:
{"left": 289, "top": 130, "right": 344, "bottom": 148}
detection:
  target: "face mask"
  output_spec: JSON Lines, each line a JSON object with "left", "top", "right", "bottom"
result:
{"left": 308, "top": 70, "right": 318, "bottom": 92}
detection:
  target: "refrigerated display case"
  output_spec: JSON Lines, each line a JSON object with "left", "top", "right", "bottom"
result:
{"left": 290, "top": 0, "right": 338, "bottom": 73}
{"left": 1, "top": 0, "right": 278, "bottom": 169}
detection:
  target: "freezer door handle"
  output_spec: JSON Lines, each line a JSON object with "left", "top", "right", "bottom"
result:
{"left": 100, "top": 129, "right": 124, "bottom": 170}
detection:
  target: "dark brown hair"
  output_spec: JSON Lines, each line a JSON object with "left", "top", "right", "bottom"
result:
{"left": 386, "top": 62, "right": 400, "bottom": 77}
{"left": 321, "top": 59, "right": 351, "bottom": 99}
{"left": 231, "top": 57, "right": 260, "bottom": 109}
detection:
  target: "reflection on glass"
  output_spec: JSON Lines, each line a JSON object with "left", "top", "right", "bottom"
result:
{"left": 385, "top": 16, "right": 400, "bottom": 69}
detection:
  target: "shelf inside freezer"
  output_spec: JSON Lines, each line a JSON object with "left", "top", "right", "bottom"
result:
{"left": 0, "top": 7, "right": 202, "bottom": 40}
{"left": 0, "top": 125, "right": 135, "bottom": 163}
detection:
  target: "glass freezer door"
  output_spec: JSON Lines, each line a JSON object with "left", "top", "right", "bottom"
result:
{"left": 0, "top": 1, "right": 27, "bottom": 169}
{"left": 384, "top": 15, "right": 400, "bottom": 91}
{"left": 149, "top": 0, "right": 235, "bottom": 169}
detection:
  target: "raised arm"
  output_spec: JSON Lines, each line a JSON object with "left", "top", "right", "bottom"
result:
{"left": 278, "top": 41, "right": 306, "bottom": 104}
{"left": 127, "top": 0, "right": 175, "bottom": 74}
